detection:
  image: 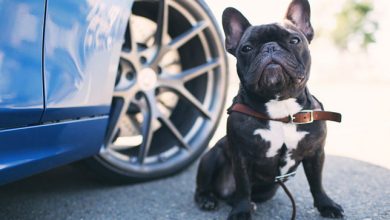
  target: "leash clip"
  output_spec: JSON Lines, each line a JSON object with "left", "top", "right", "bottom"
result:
{"left": 290, "top": 110, "right": 314, "bottom": 124}
{"left": 275, "top": 171, "right": 297, "bottom": 182}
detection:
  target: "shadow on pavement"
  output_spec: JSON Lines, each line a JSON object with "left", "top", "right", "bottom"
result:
{"left": 0, "top": 156, "right": 389, "bottom": 220}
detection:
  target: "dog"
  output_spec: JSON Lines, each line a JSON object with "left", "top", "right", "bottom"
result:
{"left": 194, "top": 0, "right": 344, "bottom": 219}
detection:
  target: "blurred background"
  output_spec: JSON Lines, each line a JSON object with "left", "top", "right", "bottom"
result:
{"left": 207, "top": 0, "right": 390, "bottom": 169}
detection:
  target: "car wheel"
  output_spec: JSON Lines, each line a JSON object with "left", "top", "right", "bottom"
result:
{"left": 86, "top": 0, "right": 228, "bottom": 182}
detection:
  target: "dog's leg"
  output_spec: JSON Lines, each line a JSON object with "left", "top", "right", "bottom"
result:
{"left": 303, "top": 149, "right": 344, "bottom": 218}
{"left": 251, "top": 183, "right": 278, "bottom": 203}
{"left": 227, "top": 145, "right": 252, "bottom": 220}
{"left": 195, "top": 138, "right": 227, "bottom": 211}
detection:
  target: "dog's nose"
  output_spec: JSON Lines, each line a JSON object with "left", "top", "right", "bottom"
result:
{"left": 261, "top": 42, "right": 281, "bottom": 53}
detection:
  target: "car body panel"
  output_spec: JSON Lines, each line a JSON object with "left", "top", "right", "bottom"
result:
{"left": 0, "top": 0, "right": 46, "bottom": 129}
{"left": 42, "top": 0, "right": 131, "bottom": 121}
{"left": 0, "top": 0, "right": 133, "bottom": 185}
{"left": 0, "top": 117, "right": 108, "bottom": 185}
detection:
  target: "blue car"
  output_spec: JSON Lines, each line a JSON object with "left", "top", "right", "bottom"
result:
{"left": 0, "top": 0, "right": 228, "bottom": 185}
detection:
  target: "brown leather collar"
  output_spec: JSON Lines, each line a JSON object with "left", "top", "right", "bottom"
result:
{"left": 228, "top": 103, "right": 342, "bottom": 124}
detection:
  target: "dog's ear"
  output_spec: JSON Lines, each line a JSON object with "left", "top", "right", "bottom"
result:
{"left": 222, "top": 7, "right": 251, "bottom": 55}
{"left": 285, "top": 0, "right": 314, "bottom": 43}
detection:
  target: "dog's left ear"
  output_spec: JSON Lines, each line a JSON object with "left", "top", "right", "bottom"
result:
{"left": 285, "top": 0, "right": 314, "bottom": 43}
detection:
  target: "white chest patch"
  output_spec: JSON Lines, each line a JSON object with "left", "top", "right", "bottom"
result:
{"left": 253, "top": 98, "right": 308, "bottom": 175}
{"left": 265, "top": 98, "right": 303, "bottom": 119}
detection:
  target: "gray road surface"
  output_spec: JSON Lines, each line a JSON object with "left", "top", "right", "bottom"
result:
{"left": 0, "top": 156, "right": 389, "bottom": 220}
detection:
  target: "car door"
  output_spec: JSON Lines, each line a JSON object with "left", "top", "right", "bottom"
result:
{"left": 41, "top": 0, "right": 130, "bottom": 122}
{"left": 0, "top": 0, "right": 46, "bottom": 129}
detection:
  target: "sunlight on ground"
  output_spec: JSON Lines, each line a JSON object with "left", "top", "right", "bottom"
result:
{"left": 207, "top": 0, "right": 390, "bottom": 169}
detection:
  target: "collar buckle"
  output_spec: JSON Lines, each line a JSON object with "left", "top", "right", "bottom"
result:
{"left": 290, "top": 110, "right": 314, "bottom": 124}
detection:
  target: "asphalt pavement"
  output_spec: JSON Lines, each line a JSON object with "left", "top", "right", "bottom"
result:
{"left": 0, "top": 155, "right": 389, "bottom": 220}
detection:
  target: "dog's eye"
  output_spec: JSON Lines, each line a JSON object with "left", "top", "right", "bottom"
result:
{"left": 289, "top": 37, "right": 301, "bottom": 45}
{"left": 241, "top": 45, "right": 253, "bottom": 53}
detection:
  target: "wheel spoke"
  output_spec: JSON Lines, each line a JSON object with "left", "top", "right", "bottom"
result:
{"left": 159, "top": 83, "right": 211, "bottom": 119}
{"left": 113, "top": 88, "right": 130, "bottom": 100}
{"left": 178, "top": 87, "right": 211, "bottom": 119}
{"left": 106, "top": 124, "right": 120, "bottom": 146}
{"left": 114, "top": 72, "right": 133, "bottom": 99}
{"left": 105, "top": 99, "right": 128, "bottom": 145}
{"left": 168, "top": 21, "right": 208, "bottom": 50}
{"left": 154, "top": 0, "right": 168, "bottom": 47}
{"left": 166, "top": 59, "right": 220, "bottom": 82}
{"left": 120, "top": 51, "right": 133, "bottom": 62}
{"left": 120, "top": 50, "right": 142, "bottom": 70}
{"left": 123, "top": 25, "right": 131, "bottom": 49}
{"left": 158, "top": 115, "right": 190, "bottom": 150}
{"left": 123, "top": 14, "right": 138, "bottom": 53}
{"left": 128, "top": 15, "right": 138, "bottom": 53}
{"left": 107, "top": 84, "right": 139, "bottom": 146}
{"left": 113, "top": 83, "right": 138, "bottom": 102}
{"left": 137, "top": 90, "right": 157, "bottom": 164}
{"left": 137, "top": 47, "right": 156, "bottom": 63}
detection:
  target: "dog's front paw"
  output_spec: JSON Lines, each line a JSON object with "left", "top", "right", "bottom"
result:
{"left": 227, "top": 211, "right": 251, "bottom": 220}
{"left": 228, "top": 200, "right": 252, "bottom": 220}
{"left": 194, "top": 192, "right": 219, "bottom": 211}
{"left": 315, "top": 198, "right": 344, "bottom": 218}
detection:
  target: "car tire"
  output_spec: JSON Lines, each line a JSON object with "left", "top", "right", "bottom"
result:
{"left": 84, "top": 0, "right": 228, "bottom": 183}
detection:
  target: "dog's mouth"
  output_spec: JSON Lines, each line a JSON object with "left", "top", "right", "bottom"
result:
{"left": 263, "top": 62, "right": 284, "bottom": 75}
{"left": 262, "top": 59, "right": 286, "bottom": 74}
{"left": 258, "top": 60, "right": 286, "bottom": 88}
{"left": 265, "top": 61, "right": 281, "bottom": 68}
{"left": 259, "top": 58, "right": 305, "bottom": 86}
{"left": 259, "top": 57, "right": 285, "bottom": 74}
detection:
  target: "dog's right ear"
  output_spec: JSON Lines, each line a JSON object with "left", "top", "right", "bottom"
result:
{"left": 222, "top": 7, "right": 251, "bottom": 55}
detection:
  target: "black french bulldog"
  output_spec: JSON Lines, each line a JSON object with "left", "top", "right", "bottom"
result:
{"left": 194, "top": 0, "right": 344, "bottom": 219}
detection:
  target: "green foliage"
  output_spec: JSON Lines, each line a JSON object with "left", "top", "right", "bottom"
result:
{"left": 332, "top": 0, "right": 378, "bottom": 50}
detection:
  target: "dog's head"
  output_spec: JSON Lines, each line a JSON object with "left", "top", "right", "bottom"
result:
{"left": 222, "top": 0, "right": 314, "bottom": 100}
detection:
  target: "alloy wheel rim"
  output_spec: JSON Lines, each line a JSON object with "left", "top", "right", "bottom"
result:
{"left": 98, "top": 0, "right": 227, "bottom": 176}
